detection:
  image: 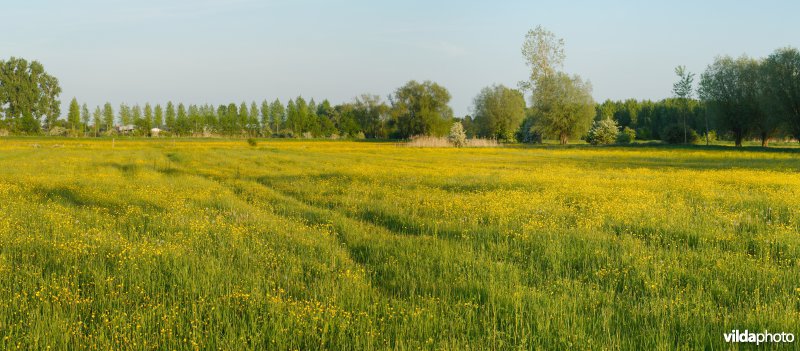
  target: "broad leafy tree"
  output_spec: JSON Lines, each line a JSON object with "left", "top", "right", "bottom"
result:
{"left": 472, "top": 85, "right": 526, "bottom": 141}
{"left": 761, "top": 47, "right": 800, "bottom": 140}
{"left": 530, "top": 73, "right": 596, "bottom": 144}
{"left": 519, "top": 26, "right": 594, "bottom": 144}
{"left": 316, "top": 99, "right": 338, "bottom": 137}
{"left": 334, "top": 103, "right": 360, "bottom": 136}
{"left": 390, "top": 80, "right": 453, "bottom": 138}
{"left": 699, "top": 55, "right": 762, "bottom": 147}
{"left": 353, "top": 94, "right": 389, "bottom": 138}
{"left": 0, "top": 57, "right": 62, "bottom": 132}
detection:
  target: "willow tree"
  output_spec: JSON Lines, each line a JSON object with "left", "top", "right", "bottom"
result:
{"left": 354, "top": 94, "right": 389, "bottom": 138}
{"left": 699, "top": 55, "right": 762, "bottom": 147}
{"left": 0, "top": 57, "right": 61, "bottom": 132}
{"left": 761, "top": 47, "right": 800, "bottom": 141}
{"left": 472, "top": 85, "right": 526, "bottom": 141}
{"left": 390, "top": 80, "right": 453, "bottom": 138}
{"left": 530, "top": 73, "right": 595, "bottom": 144}
{"left": 519, "top": 26, "right": 594, "bottom": 144}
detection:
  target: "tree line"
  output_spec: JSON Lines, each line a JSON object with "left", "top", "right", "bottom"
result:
{"left": 2, "top": 27, "right": 798, "bottom": 146}
{"left": 3, "top": 75, "right": 453, "bottom": 139}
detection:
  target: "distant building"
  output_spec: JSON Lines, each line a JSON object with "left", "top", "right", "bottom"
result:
{"left": 116, "top": 125, "right": 136, "bottom": 134}
{"left": 150, "top": 128, "right": 162, "bottom": 137}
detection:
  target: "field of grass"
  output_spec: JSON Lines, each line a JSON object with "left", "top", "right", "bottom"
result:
{"left": 0, "top": 138, "right": 798, "bottom": 349}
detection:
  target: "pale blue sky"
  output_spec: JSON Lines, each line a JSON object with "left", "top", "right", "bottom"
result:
{"left": 2, "top": 0, "right": 798, "bottom": 116}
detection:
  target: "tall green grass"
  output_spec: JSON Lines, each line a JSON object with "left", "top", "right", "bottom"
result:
{"left": 0, "top": 138, "right": 798, "bottom": 349}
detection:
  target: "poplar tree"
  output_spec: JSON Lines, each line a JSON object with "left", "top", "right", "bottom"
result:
{"left": 673, "top": 66, "right": 696, "bottom": 143}
{"left": 269, "top": 99, "right": 284, "bottom": 133}
{"left": 144, "top": 103, "right": 153, "bottom": 132}
{"left": 249, "top": 102, "right": 259, "bottom": 136}
{"left": 81, "top": 103, "right": 90, "bottom": 135}
{"left": 131, "top": 104, "right": 143, "bottom": 129}
{"left": 92, "top": 106, "right": 102, "bottom": 136}
{"left": 67, "top": 98, "right": 81, "bottom": 133}
{"left": 165, "top": 101, "right": 176, "bottom": 131}
{"left": 260, "top": 99, "right": 270, "bottom": 133}
{"left": 238, "top": 102, "right": 249, "bottom": 134}
{"left": 103, "top": 103, "right": 114, "bottom": 131}
{"left": 176, "top": 103, "right": 188, "bottom": 135}
{"left": 119, "top": 103, "right": 132, "bottom": 126}
{"left": 154, "top": 104, "right": 164, "bottom": 128}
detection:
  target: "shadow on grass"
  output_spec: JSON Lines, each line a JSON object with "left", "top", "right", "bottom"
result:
{"left": 35, "top": 185, "right": 163, "bottom": 215}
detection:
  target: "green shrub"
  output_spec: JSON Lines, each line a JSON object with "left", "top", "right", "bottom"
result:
{"left": 616, "top": 127, "right": 636, "bottom": 144}
{"left": 247, "top": 138, "right": 258, "bottom": 147}
{"left": 516, "top": 117, "right": 542, "bottom": 144}
{"left": 274, "top": 129, "right": 294, "bottom": 138}
{"left": 636, "top": 128, "right": 652, "bottom": 140}
{"left": 704, "top": 130, "right": 717, "bottom": 143}
{"left": 587, "top": 118, "right": 619, "bottom": 145}
{"left": 689, "top": 129, "right": 701, "bottom": 144}
{"left": 661, "top": 124, "right": 699, "bottom": 144}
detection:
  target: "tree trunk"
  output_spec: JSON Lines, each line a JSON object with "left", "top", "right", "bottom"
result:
{"left": 735, "top": 133, "right": 743, "bottom": 147}
{"left": 560, "top": 133, "right": 568, "bottom": 145}
{"left": 683, "top": 115, "right": 687, "bottom": 144}
{"left": 761, "top": 132, "right": 769, "bottom": 147}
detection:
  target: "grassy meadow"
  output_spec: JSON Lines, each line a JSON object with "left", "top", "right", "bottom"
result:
{"left": 0, "top": 138, "right": 799, "bottom": 350}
